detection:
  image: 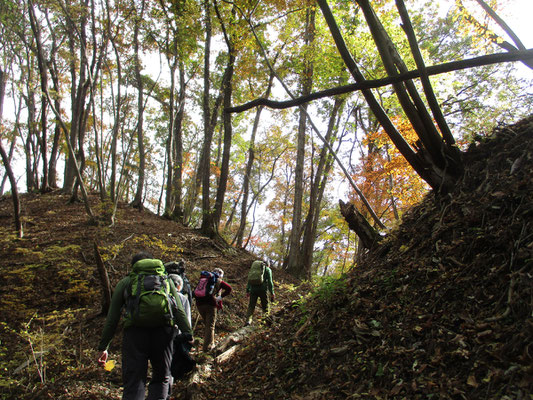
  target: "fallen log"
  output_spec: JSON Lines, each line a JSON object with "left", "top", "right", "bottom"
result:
{"left": 339, "top": 200, "right": 382, "bottom": 249}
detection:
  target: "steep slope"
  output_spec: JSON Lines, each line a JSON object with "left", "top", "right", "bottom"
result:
{"left": 188, "top": 116, "right": 533, "bottom": 399}
{"left": 0, "top": 191, "right": 301, "bottom": 399}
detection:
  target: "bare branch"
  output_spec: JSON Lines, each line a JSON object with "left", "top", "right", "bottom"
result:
{"left": 227, "top": 49, "right": 533, "bottom": 113}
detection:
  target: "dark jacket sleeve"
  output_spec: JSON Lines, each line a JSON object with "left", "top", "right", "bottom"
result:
{"left": 97, "top": 277, "right": 130, "bottom": 351}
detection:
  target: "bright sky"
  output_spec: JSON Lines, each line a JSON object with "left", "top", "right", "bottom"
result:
{"left": 450, "top": 0, "right": 533, "bottom": 76}
{"left": 2, "top": 0, "right": 532, "bottom": 198}
{"left": 450, "top": 0, "right": 533, "bottom": 48}
{"left": 510, "top": 0, "right": 533, "bottom": 47}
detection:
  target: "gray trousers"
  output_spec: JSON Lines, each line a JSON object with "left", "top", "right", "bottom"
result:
{"left": 122, "top": 326, "right": 174, "bottom": 400}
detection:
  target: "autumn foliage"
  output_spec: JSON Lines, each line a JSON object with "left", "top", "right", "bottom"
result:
{"left": 349, "top": 116, "right": 429, "bottom": 225}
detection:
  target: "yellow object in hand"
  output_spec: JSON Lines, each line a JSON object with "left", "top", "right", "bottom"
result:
{"left": 104, "top": 360, "right": 116, "bottom": 371}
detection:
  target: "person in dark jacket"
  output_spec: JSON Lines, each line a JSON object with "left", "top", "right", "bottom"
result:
{"left": 96, "top": 251, "right": 193, "bottom": 400}
{"left": 245, "top": 260, "right": 275, "bottom": 326}
{"left": 194, "top": 267, "right": 232, "bottom": 352}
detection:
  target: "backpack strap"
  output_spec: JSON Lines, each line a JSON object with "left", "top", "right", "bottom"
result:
{"left": 165, "top": 276, "right": 176, "bottom": 324}
{"left": 133, "top": 274, "right": 144, "bottom": 319}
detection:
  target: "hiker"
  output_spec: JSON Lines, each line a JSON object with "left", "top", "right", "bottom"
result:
{"left": 167, "top": 273, "right": 191, "bottom": 328}
{"left": 245, "top": 259, "right": 275, "bottom": 326}
{"left": 96, "top": 251, "right": 193, "bottom": 400}
{"left": 166, "top": 274, "right": 195, "bottom": 400}
{"left": 194, "top": 267, "right": 232, "bottom": 352}
{"left": 165, "top": 259, "right": 193, "bottom": 310}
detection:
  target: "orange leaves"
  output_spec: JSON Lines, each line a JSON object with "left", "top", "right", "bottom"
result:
{"left": 350, "top": 116, "right": 428, "bottom": 224}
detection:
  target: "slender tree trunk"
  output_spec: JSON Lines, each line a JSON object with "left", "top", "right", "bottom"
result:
{"left": 234, "top": 106, "right": 258, "bottom": 247}
{"left": 27, "top": 0, "right": 50, "bottom": 193}
{"left": 109, "top": 40, "right": 123, "bottom": 203}
{"left": 300, "top": 97, "right": 344, "bottom": 279}
{"left": 0, "top": 135, "right": 16, "bottom": 196}
{"left": 384, "top": 143, "right": 400, "bottom": 220}
{"left": 0, "top": 67, "right": 23, "bottom": 238}
{"left": 164, "top": 59, "right": 177, "bottom": 217}
{"left": 24, "top": 75, "right": 37, "bottom": 192}
{"left": 171, "top": 63, "right": 186, "bottom": 221}
{"left": 234, "top": 74, "right": 274, "bottom": 247}
{"left": 92, "top": 76, "right": 106, "bottom": 200}
{"left": 48, "top": 65, "right": 61, "bottom": 189}
{"left": 131, "top": 0, "right": 146, "bottom": 210}
{"left": 63, "top": 16, "right": 84, "bottom": 193}
{"left": 45, "top": 10, "right": 61, "bottom": 189}
{"left": 287, "top": 6, "right": 315, "bottom": 277}
{"left": 200, "top": 0, "right": 216, "bottom": 235}
{"left": 213, "top": 4, "right": 237, "bottom": 230}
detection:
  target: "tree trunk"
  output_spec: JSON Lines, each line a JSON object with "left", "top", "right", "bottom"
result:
{"left": 287, "top": 6, "right": 315, "bottom": 277}
{"left": 339, "top": 200, "right": 381, "bottom": 250}
{"left": 45, "top": 11, "right": 61, "bottom": 189}
{"left": 316, "top": 0, "right": 438, "bottom": 188}
{"left": 131, "top": 0, "right": 146, "bottom": 210}
{"left": 171, "top": 63, "right": 186, "bottom": 221}
{"left": 234, "top": 73, "right": 274, "bottom": 247}
{"left": 213, "top": 3, "right": 237, "bottom": 230}
{"left": 48, "top": 65, "right": 61, "bottom": 189}
{"left": 357, "top": 0, "right": 463, "bottom": 191}
{"left": 109, "top": 39, "right": 123, "bottom": 204}
{"left": 164, "top": 58, "right": 178, "bottom": 217}
{"left": 300, "top": 97, "right": 345, "bottom": 279}
{"left": 0, "top": 67, "right": 23, "bottom": 238}
{"left": 63, "top": 16, "right": 84, "bottom": 193}
{"left": 200, "top": 0, "right": 216, "bottom": 236}
{"left": 94, "top": 242, "right": 112, "bottom": 315}
{"left": 24, "top": 63, "right": 38, "bottom": 192}
{"left": 28, "top": 2, "right": 50, "bottom": 193}
{"left": 0, "top": 134, "right": 16, "bottom": 196}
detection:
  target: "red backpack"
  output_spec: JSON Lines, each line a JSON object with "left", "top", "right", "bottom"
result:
{"left": 193, "top": 271, "right": 218, "bottom": 299}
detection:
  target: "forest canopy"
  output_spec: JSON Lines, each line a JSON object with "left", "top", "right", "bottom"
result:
{"left": 0, "top": 0, "right": 532, "bottom": 278}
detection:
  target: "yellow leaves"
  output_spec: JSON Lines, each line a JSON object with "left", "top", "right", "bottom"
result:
{"left": 131, "top": 234, "right": 184, "bottom": 259}
{"left": 467, "top": 374, "right": 479, "bottom": 387}
{"left": 100, "top": 235, "right": 183, "bottom": 262}
{"left": 103, "top": 360, "right": 116, "bottom": 371}
{"left": 453, "top": 0, "right": 506, "bottom": 50}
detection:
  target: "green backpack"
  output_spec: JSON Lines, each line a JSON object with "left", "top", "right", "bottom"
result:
{"left": 247, "top": 260, "right": 266, "bottom": 286}
{"left": 124, "top": 259, "right": 176, "bottom": 328}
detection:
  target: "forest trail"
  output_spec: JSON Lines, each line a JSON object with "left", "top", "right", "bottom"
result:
{"left": 0, "top": 115, "right": 532, "bottom": 399}
{"left": 0, "top": 186, "right": 303, "bottom": 399}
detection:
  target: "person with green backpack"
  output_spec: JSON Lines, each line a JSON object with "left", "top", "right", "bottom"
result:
{"left": 244, "top": 259, "right": 275, "bottom": 326}
{"left": 96, "top": 251, "right": 193, "bottom": 400}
